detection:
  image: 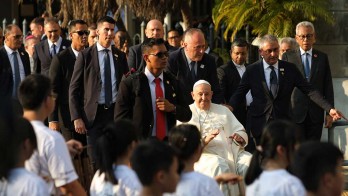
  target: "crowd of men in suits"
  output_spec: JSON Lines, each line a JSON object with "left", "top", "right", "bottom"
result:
{"left": 1, "top": 14, "right": 344, "bottom": 150}
{"left": 0, "top": 14, "right": 345, "bottom": 194}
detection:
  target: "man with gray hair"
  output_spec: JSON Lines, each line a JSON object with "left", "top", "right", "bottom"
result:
{"left": 229, "top": 34, "right": 343, "bottom": 145}
{"left": 282, "top": 21, "right": 334, "bottom": 141}
{"left": 279, "top": 37, "right": 298, "bottom": 58}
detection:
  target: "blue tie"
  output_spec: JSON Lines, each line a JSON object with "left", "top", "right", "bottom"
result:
{"left": 190, "top": 61, "right": 196, "bottom": 82}
{"left": 104, "top": 49, "right": 112, "bottom": 107}
{"left": 269, "top": 66, "right": 278, "bottom": 98}
{"left": 303, "top": 53, "right": 310, "bottom": 81}
{"left": 13, "top": 52, "right": 20, "bottom": 99}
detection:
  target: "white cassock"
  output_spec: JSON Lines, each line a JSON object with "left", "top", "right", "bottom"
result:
{"left": 177, "top": 103, "right": 252, "bottom": 196}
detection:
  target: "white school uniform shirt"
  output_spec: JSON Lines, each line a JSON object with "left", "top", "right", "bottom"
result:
{"left": 166, "top": 171, "right": 223, "bottom": 196}
{"left": 0, "top": 168, "right": 49, "bottom": 196}
{"left": 246, "top": 169, "right": 306, "bottom": 196}
{"left": 90, "top": 165, "right": 142, "bottom": 196}
{"left": 25, "top": 120, "right": 78, "bottom": 195}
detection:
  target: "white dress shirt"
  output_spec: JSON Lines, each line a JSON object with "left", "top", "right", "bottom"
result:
{"left": 233, "top": 60, "right": 253, "bottom": 106}
{"left": 300, "top": 47, "right": 312, "bottom": 69}
{"left": 96, "top": 42, "right": 117, "bottom": 104}
{"left": 144, "top": 67, "right": 167, "bottom": 136}
{"left": 47, "top": 36, "right": 63, "bottom": 55}
{"left": 263, "top": 59, "right": 279, "bottom": 90}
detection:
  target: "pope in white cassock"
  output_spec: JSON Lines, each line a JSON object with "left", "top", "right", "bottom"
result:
{"left": 177, "top": 80, "right": 252, "bottom": 196}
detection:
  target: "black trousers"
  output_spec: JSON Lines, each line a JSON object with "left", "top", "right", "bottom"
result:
{"left": 297, "top": 113, "right": 324, "bottom": 141}
{"left": 86, "top": 103, "right": 115, "bottom": 166}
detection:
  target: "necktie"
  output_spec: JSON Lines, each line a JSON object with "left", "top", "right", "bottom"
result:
{"left": 190, "top": 61, "right": 196, "bottom": 82}
{"left": 269, "top": 66, "right": 278, "bottom": 98}
{"left": 303, "top": 53, "right": 310, "bottom": 81}
{"left": 12, "top": 52, "right": 20, "bottom": 98}
{"left": 51, "top": 44, "right": 57, "bottom": 57}
{"left": 104, "top": 49, "right": 112, "bottom": 107}
{"left": 154, "top": 78, "right": 166, "bottom": 140}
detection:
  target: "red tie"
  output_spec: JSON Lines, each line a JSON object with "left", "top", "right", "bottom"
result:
{"left": 154, "top": 78, "right": 166, "bottom": 140}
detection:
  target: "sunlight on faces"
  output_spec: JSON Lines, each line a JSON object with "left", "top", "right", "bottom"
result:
{"left": 144, "top": 44, "right": 168, "bottom": 72}
{"left": 279, "top": 42, "right": 292, "bottom": 58}
{"left": 145, "top": 20, "right": 164, "bottom": 39}
{"left": 114, "top": 31, "right": 129, "bottom": 52}
{"left": 88, "top": 29, "right": 97, "bottom": 46}
{"left": 30, "top": 23, "right": 43, "bottom": 39}
{"left": 231, "top": 46, "right": 248, "bottom": 65}
{"left": 97, "top": 22, "right": 115, "bottom": 48}
{"left": 167, "top": 30, "right": 181, "bottom": 48}
{"left": 192, "top": 83, "right": 213, "bottom": 110}
{"left": 5, "top": 26, "right": 23, "bottom": 50}
{"left": 183, "top": 32, "right": 205, "bottom": 62}
{"left": 44, "top": 22, "right": 61, "bottom": 43}
{"left": 259, "top": 41, "right": 279, "bottom": 66}
{"left": 70, "top": 23, "right": 88, "bottom": 48}
{"left": 296, "top": 26, "right": 315, "bottom": 51}
{"left": 25, "top": 38, "right": 39, "bottom": 57}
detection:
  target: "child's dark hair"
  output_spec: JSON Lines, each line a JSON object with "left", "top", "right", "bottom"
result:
{"left": 0, "top": 114, "right": 37, "bottom": 179}
{"left": 292, "top": 141, "right": 343, "bottom": 192}
{"left": 169, "top": 124, "right": 202, "bottom": 161}
{"left": 95, "top": 119, "right": 138, "bottom": 184}
{"left": 131, "top": 140, "right": 177, "bottom": 186}
{"left": 18, "top": 74, "right": 52, "bottom": 110}
{"left": 245, "top": 120, "right": 302, "bottom": 185}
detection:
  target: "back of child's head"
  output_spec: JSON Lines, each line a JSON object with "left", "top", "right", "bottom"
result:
{"left": 18, "top": 74, "right": 52, "bottom": 110}
{"left": 169, "top": 124, "right": 202, "bottom": 161}
{"left": 0, "top": 114, "right": 36, "bottom": 179}
{"left": 131, "top": 140, "right": 178, "bottom": 187}
{"left": 95, "top": 119, "right": 138, "bottom": 184}
{"left": 245, "top": 120, "right": 302, "bottom": 185}
{"left": 292, "top": 141, "right": 344, "bottom": 194}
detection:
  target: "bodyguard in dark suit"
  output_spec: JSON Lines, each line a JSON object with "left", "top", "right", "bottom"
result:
{"left": 229, "top": 35, "right": 342, "bottom": 145}
{"left": 0, "top": 25, "right": 30, "bottom": 114}
{"left": 167, "top": 28, "right": 224, "bottom": 104}
{"left": 69, "top": 16, "right": 129, "bottom": 162}
{"left": 34, "top": 17, "right": 71, "bottom": 76}
{"left": 217, "top": 38, "right": 250, "bottom": 126}
{"left": 115, "top": 38, "right": 191, "bottom": 140}
{"left": 49, "top": 20, "right": 89, "bottom": 144}
{"left": 128, "top": 19, "right": 177, "bottom": 71}
{"left": 282, "top": 21, "right": 334, "bottom": 141}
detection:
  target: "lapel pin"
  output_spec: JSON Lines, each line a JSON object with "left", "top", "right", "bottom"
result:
{"left": 313, "top": 54, "right": 317, "bottom": 58}
{"left": 200, "top": 64, "right": 205, "bottom": 69}
{"left": 20, "top": 52, "right": 24, "bottom": 56}
{"left": 280, "top": 68, "right": 284, "bottom": 71}
{"left": 62, "top": 46, "right": 66, "bottom": 49}
{"left": 166, "top": 80, "right": 170, "bottom": 84}
{"left": 173, "top": 93, "right": 176, "bottom": 97}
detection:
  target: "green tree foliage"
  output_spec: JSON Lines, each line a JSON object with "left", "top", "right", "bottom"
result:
{"left": 213, "top": 0, "right": 335, "bottom": 41}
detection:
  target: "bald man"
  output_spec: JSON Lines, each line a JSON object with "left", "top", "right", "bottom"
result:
{"left": 127, "top": 19, "right": 177, "bottom": 71}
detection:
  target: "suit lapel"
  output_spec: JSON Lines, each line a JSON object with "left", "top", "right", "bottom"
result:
{"left": 310, "top": 49, "right": 319, "bottom": 81}
{"left": 91, "top": 45, "right": 101, "bottom": 77}
{"left": 180, "top": 49, "right": 194, "bottom": 85}
{"left": 111, "top": 47, "right": 120, "bottom": 80}
{"left": 258, "top": 60, "right": 273, "bottom": 100}
{"left": 43, "top": 40, "right": 52, "bottom": 59}
{"left": 18, "top": 50, "right": 30, "bottom": 76}
{"left": 277, "top": 62, "right": 285, "bottom": 98}
{"left": 140, "top": 74, "right": 152, "bottom": 115}
{"left": 163, "top": 73, "right": 175, "bottom": 104}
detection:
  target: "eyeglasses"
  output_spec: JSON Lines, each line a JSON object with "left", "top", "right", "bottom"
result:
{"left": 12, "top": 35, "right": 23, "bottom": 40}
{"left": 297, "top": 34, "right": 314, "bottom": 40}
{"left": 148, "top": 51, "right": 169, "bottom": 58}
{"left": 73, "top": 30, "right": 90, "bottom": 36}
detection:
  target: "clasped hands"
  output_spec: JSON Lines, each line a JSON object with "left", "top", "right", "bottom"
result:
{"left": 202, "top": 129, "right": 245, "bottom": 147}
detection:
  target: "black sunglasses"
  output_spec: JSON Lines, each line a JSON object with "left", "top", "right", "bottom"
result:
{"left": 148, "top": 51, "right": 169, "bottom": 58}
{"left": 73, "top": 30, "right": 90, "bottom": 36}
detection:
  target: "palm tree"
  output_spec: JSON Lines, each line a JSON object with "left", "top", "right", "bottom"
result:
{"left": 213, "top": 0, "right": 335, "bottom": 41}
